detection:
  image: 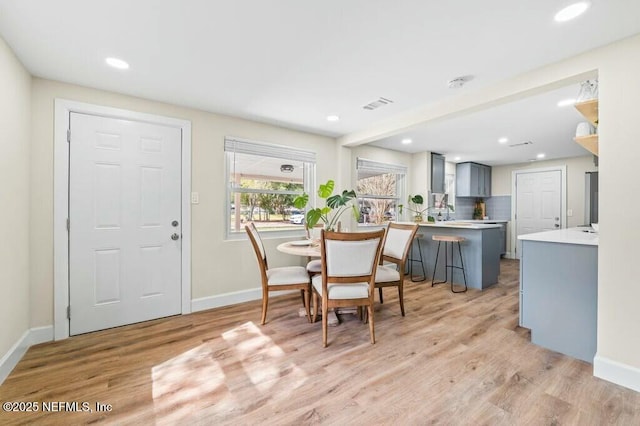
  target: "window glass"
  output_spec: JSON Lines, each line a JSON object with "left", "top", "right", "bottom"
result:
{"left": 356, "top": 159, "right": 406, "bottom": 226}
{"left": 225, "top": 139, "right": 315, "bottom": 238}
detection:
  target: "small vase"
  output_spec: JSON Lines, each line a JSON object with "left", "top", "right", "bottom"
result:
{"left": 413, "top": 214, "right": 423, "bottom": 223}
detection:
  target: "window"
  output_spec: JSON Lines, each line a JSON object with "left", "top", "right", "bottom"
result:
{"left": 445, "top": 161, "right": 456, "bottom": 208}
{"left": 225, "top": 137, "right": 315, "bottom": 238}
{"left": 356, "top": 158, "right": 407, "bottom": 226}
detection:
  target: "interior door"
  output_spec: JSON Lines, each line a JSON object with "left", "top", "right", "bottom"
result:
{"left": 69, "top": 112, "right": 182, "bottom": 335}
{"left": 515, "top": 170, "right": 562, "bottom": 259}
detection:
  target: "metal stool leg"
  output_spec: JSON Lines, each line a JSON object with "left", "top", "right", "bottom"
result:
{"left": 451, "top": 241, "right": 468, "bottom": 293}
{"left": 411, "top": 237, "right": 426, "bottom": 282}
{"left": 432, "top": 241, "right": 448, "bottom": 286}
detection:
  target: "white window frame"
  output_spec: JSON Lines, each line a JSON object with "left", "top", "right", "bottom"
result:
{"left": 224, "top": 136, "right": 316, "bottom": 240}
{"left": 356, "top": 158, "right": 407, "bottom": 226}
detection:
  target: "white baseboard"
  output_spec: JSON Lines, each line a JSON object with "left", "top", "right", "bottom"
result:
{"left": 594, "top": 353, "right": 640, "bottom": 393}
{"left": 0, "top": 326, "right": 54, "bottom": 385}
{"left": 192, "top": 288, "right": 297, "bottom": 313}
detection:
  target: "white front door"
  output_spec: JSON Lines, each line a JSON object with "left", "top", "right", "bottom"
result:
{"left": 515, "top": 169, "right": 562, "bottom": 259}
{"left": 69, "top": 112, "right": 182, "bottom": 335}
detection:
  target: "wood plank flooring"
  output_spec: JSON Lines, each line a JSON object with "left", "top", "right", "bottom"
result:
{"left": 1, "top": 259, "right": 639, "bottom": 425}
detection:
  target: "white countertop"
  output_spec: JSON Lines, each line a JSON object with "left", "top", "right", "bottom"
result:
{"left": 517, "top": 227, "right": 598, "bottom": 246}
{"left": 455, "top": 219, "right": 509, "bottom": 224}
{"left": 395, "top": 221, "right": 501, "bottom": 230}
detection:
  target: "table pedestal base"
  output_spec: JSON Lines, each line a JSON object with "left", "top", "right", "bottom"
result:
{"left": 298, "top": 307, "right": 339, "bottom": 326}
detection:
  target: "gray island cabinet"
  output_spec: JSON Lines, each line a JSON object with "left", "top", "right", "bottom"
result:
{"left": 518, "top": 228, "right": 598, "bottom": 363}
{"left": 403, "top": 222, "right": 502, "bottom": 289}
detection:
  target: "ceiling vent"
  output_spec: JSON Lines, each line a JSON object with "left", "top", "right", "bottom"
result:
{"left": 363, "top": 97, "right": 394, "bottom": 110}
{"left": 508, "top": 141, "right": 533, "bottom": 147}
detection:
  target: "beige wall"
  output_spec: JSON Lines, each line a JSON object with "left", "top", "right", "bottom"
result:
{"left": 597, "top": 35, "right": 640, "bottom": 372}
{"left": 0, "top": 37, "right": 31, "bottom": 357}
{"left": 30, "top": 78, "right": 336, "bottom": 327}
{"left": 493, "top": 155, "right": 597, "bottom": 227}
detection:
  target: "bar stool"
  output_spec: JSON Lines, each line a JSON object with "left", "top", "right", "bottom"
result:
{"left": 431, "top": 235, "right": 467, "bottom": 293}
{"left": 406, "top": 233, "right": 427, "bottom": 282}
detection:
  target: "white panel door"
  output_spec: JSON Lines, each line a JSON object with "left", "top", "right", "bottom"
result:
{"left": 515, "top": 170, "right": 562, "bottom": 258}
{"left": 69, "top": 112, "right": 182, "bottom": 335}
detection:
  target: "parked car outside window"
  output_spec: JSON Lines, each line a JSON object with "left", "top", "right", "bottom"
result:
{"left": 290, "top": 211, "right": 305, "bottom": 225}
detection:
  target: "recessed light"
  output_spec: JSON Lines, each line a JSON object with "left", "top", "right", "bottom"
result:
{"left": 326, "top": 115, "right": 340, "bottom": 122}
{"left": 537, "top": 153, "right": 546, "bottom": 159}
{"left": 557, "top": 98, "right": 576, "bottom": 107}
{"left": 498, "top": 137, "right": 509, "bottom": 144}
{"left": 554, "top": 2, "right": 590, "bottom": 22}
{"left": 401, "top": 138, "right": 412, "bottom": 145}
{"left": 105, "top": 57, "right": 129, "bottom": 70}
{"left": 454, "top": 156, "right": 461, "bottom": 161}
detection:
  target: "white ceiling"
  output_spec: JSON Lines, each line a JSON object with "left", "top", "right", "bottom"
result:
{"left": 1, "top": 1, "right": 638, "bottom": 164}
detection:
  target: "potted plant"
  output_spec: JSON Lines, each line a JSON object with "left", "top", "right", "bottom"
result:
{"left": 399, "top": 194, "right": 431, "bottom": 223}
{"left": 293, "top": 179, "right": 360, "bottom": 231}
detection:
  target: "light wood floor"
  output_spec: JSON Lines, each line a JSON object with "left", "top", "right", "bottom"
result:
{"left": 1, "top": 259, "right": 639, "bottom": 425}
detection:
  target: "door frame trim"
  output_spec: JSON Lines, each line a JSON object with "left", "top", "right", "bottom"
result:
{"left": 510, "top": 165, "right": 567, "bottom": 259}
{"left": 53, "top": 99, "right": 192, "bottom": 340}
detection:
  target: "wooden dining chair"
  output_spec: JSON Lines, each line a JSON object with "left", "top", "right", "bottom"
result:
{"left": 311, "top": 229, "right": 385, "bottom": 347}
{"left": 245, "top": 223, "right": 311, "bottom": 324}
{"left": 375, "top": 222, "right": 419, "bottom": 316}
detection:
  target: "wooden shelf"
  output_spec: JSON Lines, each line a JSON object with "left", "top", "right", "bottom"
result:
{"left": 574, "top": 99, "right": 599, "bottom": 156}
{"left": 574, "top": 99, "right": 598, "bottom": 127}
{"left": 574, "top": 134, "right": 599, "bottom": 156}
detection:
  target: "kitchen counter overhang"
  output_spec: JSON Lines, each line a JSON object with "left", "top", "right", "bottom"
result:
{"left": 393, "top": 221, "right": 502, "bottom": 289}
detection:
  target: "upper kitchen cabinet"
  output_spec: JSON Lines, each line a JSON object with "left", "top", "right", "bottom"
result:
{"left": 456, "top": 162, "right": 491, "bottom": 197}
{"left": 431, "top": 152, "right": 445, "bottom": 193}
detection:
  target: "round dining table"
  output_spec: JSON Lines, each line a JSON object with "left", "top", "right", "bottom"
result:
{"left": 276, "top": 239, "right": 341, "bottom": 326}
{"left": 276, "top": 239, "right": 320, "bottom": 257}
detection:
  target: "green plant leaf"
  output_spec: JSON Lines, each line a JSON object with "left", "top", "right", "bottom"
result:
{"left": 292, "top": 193, "right": 309, "bottom": 209}
{"left": 306, "top": 208, "right": 323, "bottom": 228}
{"left": 317, "top": 180, "right": 335, "bottom": 199}
{"left": 411, "top": 194, "right": 424, "bottom": 205}
{"left": 326, "top": 190, "right": 357, "bottom": 209}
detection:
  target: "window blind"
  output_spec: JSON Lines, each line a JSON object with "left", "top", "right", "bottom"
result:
{"left": 356, "top": 158, "right": 407, "bottom": 175}
{"left": 225, "top": 137, "right": 316, "bottom": 163}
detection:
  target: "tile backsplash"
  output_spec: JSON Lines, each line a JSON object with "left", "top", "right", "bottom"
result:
{"left": 453, "top": 196, "right": 511, "bottom": 220}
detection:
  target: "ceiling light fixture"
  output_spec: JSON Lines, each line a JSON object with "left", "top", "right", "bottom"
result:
{"left": 105, "top": 57, "right": 129, "bottom": 70}
{"left": 537, "top": 153, "right": 546, "bottom": 159}
{"left": 326, "top": 115, "right": 340, "bottom": 122}
{"left": 554, "top": 2, "right": 590, "bottom": 22}
{"left": 280, "top": 164, "right": 294, "bottom": 173}
{"left": 402, "top": 138, "right": 412, "bottom": 145}
{"left": 454, "top": 156, "right": 461, "bottom": 161}
{"left": 557, "top": 98, "right": 576, "bottom": 107}
{"left": 498, "top": 137, "right": 509, "bottom": 144}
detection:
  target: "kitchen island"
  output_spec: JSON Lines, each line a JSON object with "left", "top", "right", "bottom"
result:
{"left": 397, "top": 222, "right": 502, "bottom": 290}
{"left": 518, "top": 227, "right": 598, "bottom": 363}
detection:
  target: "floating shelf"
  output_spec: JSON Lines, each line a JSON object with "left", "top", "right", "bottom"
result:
{"left": 574, "top": 99, "right": 598, "bottom": 127}
{"left": 574, "top": 134, "right": 598, "bottom": 156}
{"left": 574, "top": 99, "right": 599, "bottom": 156}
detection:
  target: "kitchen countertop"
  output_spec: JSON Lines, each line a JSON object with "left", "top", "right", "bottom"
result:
{"left": 517, "top": 227, "right": 598, "bottom": 246}
{"left": 395, "top": 221, "right": 502, "bottom": 230}
{"left": 455, "top": 219, "right": 509, "bottom": 223}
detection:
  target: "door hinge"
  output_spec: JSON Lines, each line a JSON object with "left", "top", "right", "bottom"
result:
{"left": 66, "top": 218, "right": 70, "bottom": 232}
{"left": 67, "top": 129, "right": 71, "bottom": 143}
{"left": 66, "top": 305, "right": 71, "bottom": 319}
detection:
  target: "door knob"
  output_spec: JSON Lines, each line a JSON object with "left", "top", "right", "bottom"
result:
{"left": 555, "top": 224, "right": 560, "bottom": 228}
{"left": 171, "top": 220, "right": 179, "bottom": 227}
{"left": 171, "top": 233, "right": 180, "bottom": 240}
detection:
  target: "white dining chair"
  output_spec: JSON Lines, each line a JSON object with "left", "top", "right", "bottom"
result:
{"left": 311, "top": 229, "right": 385, "bottom": 347}
{"left": 245, "top": 223, "right": 311, "bottom": 324}
{"left": 375, "top": 223, "right": 419, "bottom": 316}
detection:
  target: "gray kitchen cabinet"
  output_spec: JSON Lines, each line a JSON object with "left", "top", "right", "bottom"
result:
{"left": 456, "top": 162, "right": 491, "bottom": 197}
{"left": 431, "top": 152, "right": 445, "bottom": 194}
